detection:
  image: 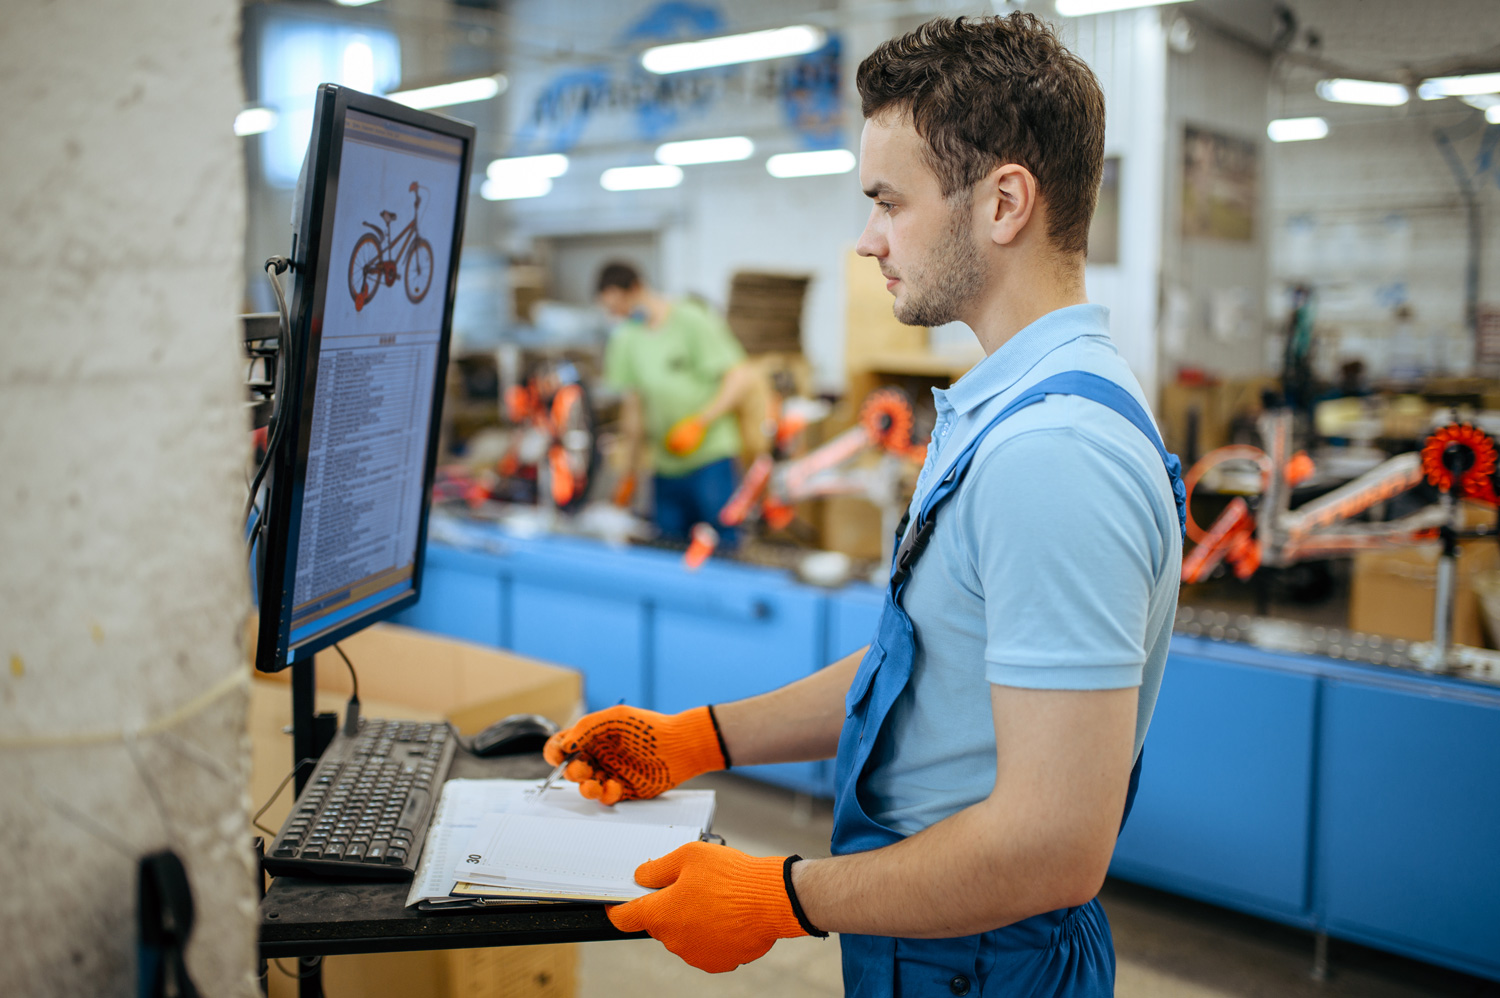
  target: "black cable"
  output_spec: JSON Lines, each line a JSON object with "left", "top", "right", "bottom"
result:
{"left": 251, "top": 757, "right": 317, "bottom": 837}
{"left": 243, "top": 257, "right": 296, "bottom": 536}
{"left": 331, "top": 643, "right": 359, "bottom": 700}
{"left": 333, "top": 643, "right": 361, "bottom": 737}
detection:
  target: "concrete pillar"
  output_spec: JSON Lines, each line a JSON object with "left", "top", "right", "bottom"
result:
{"left": 0, "top": 1, "right": 256, "bottom": 995}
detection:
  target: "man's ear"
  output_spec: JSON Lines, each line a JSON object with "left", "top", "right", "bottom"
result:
{"left": 984, "top": 163, "right": 1039, "bottom": 248}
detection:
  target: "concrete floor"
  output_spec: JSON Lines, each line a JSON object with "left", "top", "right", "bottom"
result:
{"left": 578, "top": 773, "right": 1499, "bottom": 998}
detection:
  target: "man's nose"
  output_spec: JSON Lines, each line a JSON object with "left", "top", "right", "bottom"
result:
{"left": 855, "top": 210, "right": 885, "bottom": 259}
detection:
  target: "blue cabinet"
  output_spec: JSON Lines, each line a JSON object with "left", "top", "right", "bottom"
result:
{"left": 827, "top": 586, "right": 884, "bottom": 661}
{"left": 510, "top": 582, "right": 647, "bottom": 711}
{"left": 1316, "top": 678, "right": 1500, "bottom": 980}
{"left": 1112, "top": 640, "right": 1318, "bottom": 922}
{"left": 653, "top": 570, "right": 829, "bottom": 795}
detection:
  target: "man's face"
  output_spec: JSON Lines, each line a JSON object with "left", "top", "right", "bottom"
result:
{"left": 597, "top": 285, "right": 635, "bottom": 319}
{"left": 855, "top": 114, "right": 986, "bottom": 328}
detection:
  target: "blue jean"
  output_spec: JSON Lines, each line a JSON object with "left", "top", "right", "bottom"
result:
{"left": 653, "top": 457, "right": 738, "bottom": 550}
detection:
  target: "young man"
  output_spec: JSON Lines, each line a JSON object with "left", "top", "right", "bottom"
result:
{"left": 597, "top": 262, "right": 755, "bottom": 547}
{"left": 549, "top": 15, "right": 1183, "bottom": 996}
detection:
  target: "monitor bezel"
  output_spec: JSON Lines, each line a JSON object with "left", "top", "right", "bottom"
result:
{"left": 254, "top": 84, "right": 474, "bottom": 673}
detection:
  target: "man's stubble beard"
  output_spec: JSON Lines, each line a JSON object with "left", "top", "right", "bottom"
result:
{"left": 892, "top": 196, "right": 987, "bottom": 328}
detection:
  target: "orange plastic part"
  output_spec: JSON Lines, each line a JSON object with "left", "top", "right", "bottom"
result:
{"left": 684, "top": 522, "right": 719, "bottom": 570}
{"left": 548, "top": 445, "right": 576, "bottom": 507}
{"left": 720, "top": 454, "right": 773, "bottom": 526}
{"left": 859, "top": 389, "right": 915, "bottom": 455}
{"left": 1422, "top": 423, "right": 1499, "bottom": 504}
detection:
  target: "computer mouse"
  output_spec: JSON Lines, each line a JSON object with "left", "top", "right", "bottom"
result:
{"left": 470, "top": 713, "right": 560, "bottom": 757}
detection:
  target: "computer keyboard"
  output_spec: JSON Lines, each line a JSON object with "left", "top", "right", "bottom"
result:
{"left": 263, "top": 718, "right": 457, "bottom": 881}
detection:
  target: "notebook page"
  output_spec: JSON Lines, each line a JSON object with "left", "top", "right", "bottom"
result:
{"left": 457, "top": 813, "right": 700, "bottom": 897}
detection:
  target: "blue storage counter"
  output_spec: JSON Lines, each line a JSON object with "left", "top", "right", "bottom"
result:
{"left": 393, "top": 523, "right": 1500, "bottom": 980}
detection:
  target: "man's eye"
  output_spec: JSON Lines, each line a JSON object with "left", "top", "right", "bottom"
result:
{"left": 875, "top": 200, "right": 894, "bottom": 212}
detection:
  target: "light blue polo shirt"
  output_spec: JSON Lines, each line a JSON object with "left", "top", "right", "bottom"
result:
{"left": 864, "top": 304, "right": 1182, "bottom": 836}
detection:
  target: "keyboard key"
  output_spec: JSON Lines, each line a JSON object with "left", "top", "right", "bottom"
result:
{"left": 365, "top": 842, "right": 387, "bottom": 862}
{"left": 343, "top": 843, "right": 364, "bottom": 860}
{"left": 386, "top": 848, "right": 407, "bottom": 864}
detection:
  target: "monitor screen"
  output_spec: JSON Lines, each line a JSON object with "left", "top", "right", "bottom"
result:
{"left": 255, "top": 87, "right": 473, "bottom": 671}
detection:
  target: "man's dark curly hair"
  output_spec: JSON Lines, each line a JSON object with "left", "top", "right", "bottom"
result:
{"left": 856, "top": 13, "right": 1105, "bottom": 255}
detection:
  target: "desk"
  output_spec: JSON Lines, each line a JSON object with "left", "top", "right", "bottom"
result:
{"left": 259, "top": 748, "right": 643, "bottom": 961}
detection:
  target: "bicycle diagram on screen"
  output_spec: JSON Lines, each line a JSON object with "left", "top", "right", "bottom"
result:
{"left": 348, "top": 181, "right": 435, "bottom": 312}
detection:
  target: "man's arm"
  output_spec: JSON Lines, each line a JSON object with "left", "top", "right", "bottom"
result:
{"left": 694, "top": 361, "right": 756, "bottom": 425}
{"left": 616, "top": 390, "right": 644, "bottom": 482}
{"left": 713, "top": 646, "right": 864, "bottom": 766}
{"left": 791, "top": 683, "right": 1136, "bottom": 937}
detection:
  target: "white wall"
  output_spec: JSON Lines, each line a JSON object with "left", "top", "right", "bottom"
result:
{"left": 1065, "top": 8, "right": 1170, "bottom": 401}
{"left": 1267, "top": 105, "right": 1500, "bottom": 379}
{"left": 1157, "top": 8, "right": 1275, "bottom": 381}
{"left": 0, "top": 1, "right": 255, "bottom": 994}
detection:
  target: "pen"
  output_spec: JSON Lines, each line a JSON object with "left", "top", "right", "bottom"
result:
{"left": 531, "top": 756, "right": 571, "bottom": 796}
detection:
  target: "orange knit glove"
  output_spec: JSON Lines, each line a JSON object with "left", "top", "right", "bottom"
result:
{"left": 664, "top": 415, "right": 708, "bottom": 457}
{"left": 542, "top": 705, "right": 729, "bottom": 805}
{"left": 607, "top": 842, "right": 824, "bottom": 973}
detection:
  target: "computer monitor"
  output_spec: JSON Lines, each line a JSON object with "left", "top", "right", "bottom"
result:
{"left": 254, "top": 85, "right": 474, "bottom": 674}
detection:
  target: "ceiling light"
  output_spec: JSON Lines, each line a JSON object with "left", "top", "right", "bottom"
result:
{"left": 481, "top": 176, "right": 552, "bottom": 200}
{"left": 1418, "top": 72, "right": 1500, "bottom": 100}
{"left": 1267, "top": 117, "right": 1329, "bottom": 142}
{"left": 386, "top": 75, "right": 506, "bottom": 110}
{"left": 1461, "top": 93, "right": 1500, "bottom": 111}
{"left": 334, "top": 0, "right": 383, "bottom": 6}
{"left": 655, "top": 136, "right": 755, "bottom": 166}
{"left": 1315, "top": 78, "right": 1408, "bottom": 107}
{"left": 1490, "top": 106, "right": 1500, "bottom": 125}
{"left": 1055, "top": 0, "right": 1192, "bottom": 15}
{"left": 600, "top": 165, "right": 684, "bottom": 191}
{"left": 234, "top": 107, "right": 278, "bottom": 137}
{"left": 487, "top": 154, "right": 569, "bottom": 182}
{"left": 766, "top": 149, "right": 855, "bottom": 178}
{"left": 641, "top": 25, "right": 826, "bottom": 75}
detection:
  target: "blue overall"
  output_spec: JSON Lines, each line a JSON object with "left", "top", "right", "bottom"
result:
{"left": 831, "top": 372, "right": 1187, "bottom": 998}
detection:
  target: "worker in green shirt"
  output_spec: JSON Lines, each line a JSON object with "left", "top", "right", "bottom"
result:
{"left": 597, "top": 262, "right": 755, "bottom": 549}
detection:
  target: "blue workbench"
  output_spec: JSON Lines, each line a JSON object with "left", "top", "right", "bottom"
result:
{"left": 393, "top": 521, "right": 1500, "bottom": 981}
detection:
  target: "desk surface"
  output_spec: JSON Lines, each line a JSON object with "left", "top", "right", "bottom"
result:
{"left": 259, "top": 746, "right": 644, "bottom": 958}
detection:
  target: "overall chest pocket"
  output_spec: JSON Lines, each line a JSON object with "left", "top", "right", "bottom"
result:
{"left": 845, "top": 641, "right": 886, "bottom": 717}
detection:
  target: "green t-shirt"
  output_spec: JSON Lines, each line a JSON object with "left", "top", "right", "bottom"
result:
{"left": 604, "top": 299, "right": 746, "bottom": 478}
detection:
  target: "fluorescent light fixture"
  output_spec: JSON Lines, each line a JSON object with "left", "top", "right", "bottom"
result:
{"left": 766, "top": 149, "right": 856, "bottom": 178}
{"left": 1055, "top": 0, "right": 1192, "bottom": 15}
{"left": 1267, "top": 116, "right": 1328, "bottom": 142}
{"left": 486, "top": 154, "right": 569, "bottom": 182}
{"left": 1315, "top": 78, "right": 1408, "bottom": 107}
{"left": 234, "top": 106, "right": 278, "bottom": 137}
{"left": 1490, "top": 105, "right": 1500, "bottom": 125}
{"left": 600, "top": 165, "right": 684, "bottom": 191}
{"left": 1418, "top": 72, "right": 1500, "bottom": 100}
{"left": 655, "top": 136, "right": 755, "bottom": 166}
{"left": 334, "top": 0, "right": 383, "bottom": 5}
{"left": 386, "top": 75, "right": 506, "bottom": 110}
{"left": 642, "top": 25, "right": 825, "bottom": 74}
{"left": 481, "top": 176, "right": 552, "bottom": 200}
{"left": 1461, "top": 93, "right": 1500, "bottom": 111}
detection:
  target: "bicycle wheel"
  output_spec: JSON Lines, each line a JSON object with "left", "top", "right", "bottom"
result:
{"left": 404, "top": 237, "right": 435, "bottom": 303}
{"left": 348, "top": 233, "right": 382, "bottom": 310}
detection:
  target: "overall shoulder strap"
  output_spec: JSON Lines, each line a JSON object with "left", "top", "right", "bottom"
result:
{"left": 890, "top": 371, "right": 1186, "bottom": 591}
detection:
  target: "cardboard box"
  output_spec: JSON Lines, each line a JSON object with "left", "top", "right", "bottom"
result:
{"left": 254, "top": 622, "right": 583, "bottom": 736}
{"left": 251, "top": 624, "right": 583, "bottom": 998}
{"left": 1349, "top": 541, "right": 1499, "bottom": 647}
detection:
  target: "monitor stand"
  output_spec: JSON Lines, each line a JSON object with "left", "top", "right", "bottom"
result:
{"left": 290, "top": 660, "right": 338, "bottom": 795}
